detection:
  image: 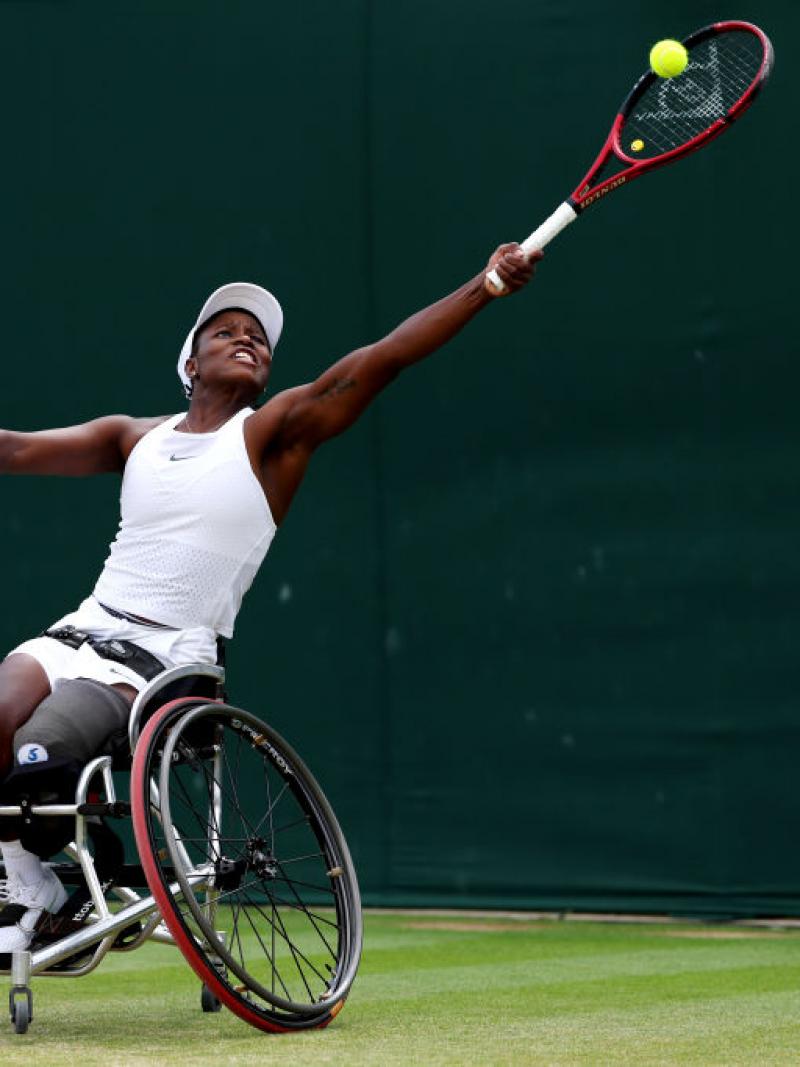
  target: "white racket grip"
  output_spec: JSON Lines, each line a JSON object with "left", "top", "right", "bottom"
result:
{"left": 485, "top": 201, "right": 578, "bottom": 294}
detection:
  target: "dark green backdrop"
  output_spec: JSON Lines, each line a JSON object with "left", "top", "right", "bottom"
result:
{"left": 0, "top": 1, "right": 796, "bottom": 916}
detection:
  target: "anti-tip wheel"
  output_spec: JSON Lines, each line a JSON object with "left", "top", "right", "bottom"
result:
{"left": 201, "top": 984, "right": 221, "bottom": 1013}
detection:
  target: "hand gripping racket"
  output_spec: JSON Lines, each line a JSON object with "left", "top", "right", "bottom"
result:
{"left": 486, "top": 20, "right": 774, "bottom": 292}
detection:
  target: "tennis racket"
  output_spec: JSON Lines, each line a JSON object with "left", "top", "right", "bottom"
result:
{"left": 486, "top": 20, "right": 774, "bottom": 292}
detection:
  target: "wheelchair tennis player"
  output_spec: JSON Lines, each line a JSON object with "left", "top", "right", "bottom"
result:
{"left": 0, "top": 244, "right": 540, "bottom": 950}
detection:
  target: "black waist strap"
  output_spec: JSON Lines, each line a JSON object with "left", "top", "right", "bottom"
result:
{"left": 95, "top": 601, "right": 173, "bottom": 630}
{"left": 42, "top": 626, "right": 166, "bottom": 682}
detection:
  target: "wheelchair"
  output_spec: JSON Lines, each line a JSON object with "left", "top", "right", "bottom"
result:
{"left": 0, "top": 663, "right": 363, "bottom": 1034}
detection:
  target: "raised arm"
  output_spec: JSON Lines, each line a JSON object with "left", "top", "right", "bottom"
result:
{"left": 0, "top": 415, "right": 161, "bottom": 476}
{"left": 264, "top": 244, "right": 541, "bottom": 455}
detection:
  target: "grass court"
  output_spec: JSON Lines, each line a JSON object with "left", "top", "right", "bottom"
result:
{"left": 3, "top": 911, "right": 799, "bottom": 1065}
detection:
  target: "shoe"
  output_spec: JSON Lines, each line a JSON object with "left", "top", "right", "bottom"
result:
{"left": 0, "top": 867, "right": 68, "bottom": 952}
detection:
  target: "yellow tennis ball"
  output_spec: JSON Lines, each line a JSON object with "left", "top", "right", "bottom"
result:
{"left": 630, "top": 139, "right": 644, "bottom": 152}
{"left": 649, "top": 39, "right": 688, "bottom": 78}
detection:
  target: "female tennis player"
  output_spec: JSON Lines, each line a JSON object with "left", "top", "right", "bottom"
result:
{"left": 0, "top": 243, "right": 540, "bottom": 949}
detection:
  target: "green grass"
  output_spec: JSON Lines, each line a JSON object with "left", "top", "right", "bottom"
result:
{"left": 2, "top": 912, "right": 800, "bottom": 1065}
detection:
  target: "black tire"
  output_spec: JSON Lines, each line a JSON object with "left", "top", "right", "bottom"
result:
{"left": 11, "top": 995, "right": 30, "bottom": 1034}
{"left": 201, "top": 984, "right": 221, "bottom": 1013}
{"left": 132, "top": 699, "right": 362, "bottom": 1033}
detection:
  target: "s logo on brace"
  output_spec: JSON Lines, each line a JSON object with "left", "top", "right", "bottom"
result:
{"left": 18, "top": 743, "right": 49, "bottom": 764}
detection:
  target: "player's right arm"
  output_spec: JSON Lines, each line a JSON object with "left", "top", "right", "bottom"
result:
{"left": 0, "top": 415, "right": 163, "bottom": 476}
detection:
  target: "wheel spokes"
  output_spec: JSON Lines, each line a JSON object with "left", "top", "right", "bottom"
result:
{"left": 149, "top": 705, "right": 360, "bottom": 1015}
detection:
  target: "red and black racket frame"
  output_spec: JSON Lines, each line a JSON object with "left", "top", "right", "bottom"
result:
{"left": 568, "top": 20, "right": 774, "bottom": 215}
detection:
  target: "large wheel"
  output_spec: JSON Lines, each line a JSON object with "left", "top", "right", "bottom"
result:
{"left": 131, "top": 698, "right": 362, "bottom": 1033}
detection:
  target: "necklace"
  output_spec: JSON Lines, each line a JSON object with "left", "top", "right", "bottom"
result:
{"left": 177, "top": 412, "right": 231, "bottom": 434}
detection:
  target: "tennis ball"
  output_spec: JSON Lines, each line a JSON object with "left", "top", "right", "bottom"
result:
{"left": 630, "top": 139, "right": 644, "bottom": 152}
{"left": 649, "top": 39, "right": 688, "bottom": 78}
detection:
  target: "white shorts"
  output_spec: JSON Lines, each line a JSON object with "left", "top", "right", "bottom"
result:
{"left": 6, "top": 596, "right": 218, "bottom": 692}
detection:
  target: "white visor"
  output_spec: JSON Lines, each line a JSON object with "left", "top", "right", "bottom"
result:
{"left": 177, "top": 282, "right": 283, "bottom": 396}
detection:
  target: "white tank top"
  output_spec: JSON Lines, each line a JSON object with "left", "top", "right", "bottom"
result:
{"left": 93, "top": 408, "right": 277, "bottom": 637}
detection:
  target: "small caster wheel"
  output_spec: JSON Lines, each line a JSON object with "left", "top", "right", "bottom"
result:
{"left": 201, "top": 984, "right": 221, "bottom": 1013}
{"left": 12, "top": 998, "right": 30, "bottom": 1034}
{"left": 9, "top": 986, "right": 32, "bottom": 1034}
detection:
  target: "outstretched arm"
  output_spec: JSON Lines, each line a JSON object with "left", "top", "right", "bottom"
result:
{"left": 0, "top": 415, "right": 162, "bottom": 476}
{"left": 263, "top": 244, "right": 541, "bottom": 454}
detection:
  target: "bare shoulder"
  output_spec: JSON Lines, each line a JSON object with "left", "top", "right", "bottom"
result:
{"left": 117, "top": 414, "right": 174, "bottom": 461}
{"left": 243, "top": 386, "right": 312, "bottom": 456}
{"left": 127, "top": 413, "right": 174, "bottom": 437}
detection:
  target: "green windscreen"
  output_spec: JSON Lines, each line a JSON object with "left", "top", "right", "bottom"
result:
{"left": 0, "top": 0, "right": 795, "bottom": 917}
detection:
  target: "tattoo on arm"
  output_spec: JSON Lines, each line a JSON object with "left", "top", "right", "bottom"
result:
{"left": 320, "top": 376, "right": 357, "bottom": 399}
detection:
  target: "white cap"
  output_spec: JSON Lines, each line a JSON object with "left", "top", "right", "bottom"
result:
{"left": 177, "top": 281, "right": 284, "bottom": 396}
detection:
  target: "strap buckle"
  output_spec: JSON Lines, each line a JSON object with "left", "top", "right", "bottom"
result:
{"left": 42, "top": 626, "right": 89, "bottom": 650}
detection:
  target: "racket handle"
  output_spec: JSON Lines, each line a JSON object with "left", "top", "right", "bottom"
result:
{"left": 486, "top": 201, "right": 578, "bottom": 294}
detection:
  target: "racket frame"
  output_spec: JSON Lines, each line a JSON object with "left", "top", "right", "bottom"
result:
{"left": 569, "top": 19, "right": 774, "bottom": 214}
{"left": 486, "top": 20, "right": 773, "bottom": 291}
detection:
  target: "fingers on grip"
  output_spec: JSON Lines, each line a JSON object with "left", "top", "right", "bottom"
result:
{"left": 484, "top": 242, "right": 544, "bottom": 296}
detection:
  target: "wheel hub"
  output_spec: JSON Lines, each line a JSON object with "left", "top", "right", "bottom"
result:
{"left": 245, "top": 838, "right": 278, "bottom": 881}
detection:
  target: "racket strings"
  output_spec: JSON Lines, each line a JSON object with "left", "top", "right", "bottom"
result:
{"left": 622, "top": 31, "right": 764, "bottom": 158}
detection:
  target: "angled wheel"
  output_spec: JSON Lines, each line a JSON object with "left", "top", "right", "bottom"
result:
{"left": 131, "top": 698, "right": 362, "bottom": 1033}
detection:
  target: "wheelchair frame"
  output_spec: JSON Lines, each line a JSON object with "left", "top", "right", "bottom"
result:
{"left": 0, "top": 664, "right": 363, "bottom": 1035}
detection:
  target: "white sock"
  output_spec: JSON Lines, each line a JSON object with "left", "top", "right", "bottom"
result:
{"left": 1, "top": 840, "right": 44, "bottom": 885}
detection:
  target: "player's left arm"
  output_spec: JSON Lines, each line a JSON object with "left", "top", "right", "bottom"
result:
{"left": 265, "top": 244, "right": 540, "bottom": 454}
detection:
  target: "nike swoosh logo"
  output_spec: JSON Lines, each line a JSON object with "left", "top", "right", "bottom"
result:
{"left": 169, "top": 454, "right": 196, "bottom": 461}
